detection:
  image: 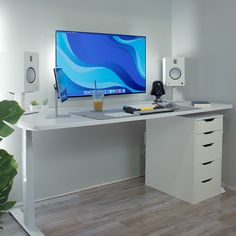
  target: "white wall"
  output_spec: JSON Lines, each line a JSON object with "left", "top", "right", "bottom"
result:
{"left": 0, "top": 0, "right": 172, "bottom": 201}
{"left": 172, "top": 0, "right": 236, "bottom": 188}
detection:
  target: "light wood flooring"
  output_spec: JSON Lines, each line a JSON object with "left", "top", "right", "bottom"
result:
{"left": 1, "top": 177, "right": 236, "bottom": 236}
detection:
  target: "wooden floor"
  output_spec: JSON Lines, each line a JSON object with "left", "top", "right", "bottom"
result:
{"left": 1, "top": 177, "right": 236, "bottom": 236}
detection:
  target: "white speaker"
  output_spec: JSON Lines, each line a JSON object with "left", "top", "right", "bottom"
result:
{"left": 0, "top": 52, "right": 39, "bottom": 93}
{"left": 162, "top": 57, "right": 185, "bottom": 86}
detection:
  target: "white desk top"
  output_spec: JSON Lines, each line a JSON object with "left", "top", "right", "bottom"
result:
{"left": 18, "top": 102, "right": 232, "bottom": 131}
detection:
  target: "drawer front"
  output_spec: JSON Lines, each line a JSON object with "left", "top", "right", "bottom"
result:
{"left": 197, "top": 117, "right": 223, "bottom": 134}
{"left": 196, "top": 131, "right": 222, "bottom": 146}
{"left": 196, "top": 142, "right": 222, "bottom": 164}
{"left": 196, "top": 177, "right": 220, "bottom": 202}
{"left": 197, "top": 160, "right": 221, "bottom": 181}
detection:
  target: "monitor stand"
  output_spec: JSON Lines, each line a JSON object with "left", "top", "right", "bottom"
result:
{"left": 47, "top": 85, "right": 70, "bottom": 119}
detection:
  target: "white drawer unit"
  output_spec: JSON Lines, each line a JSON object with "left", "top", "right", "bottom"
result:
{"left": 196, "top": 177, "right": 220, "bottom": 203}
{"left": 196, "top": 142, "right": 222, "bottom": 164}
{"left": 197, "top": 160, "right": 221, "bottom": 181}
{"left": 196, "top": 131, "right": 222, "bottom": 146}
{"left": 146, "top": 114, "right": 223, "bottom": 204}
{"left": 196, "top": 117, "right": 223, "bottom": 134}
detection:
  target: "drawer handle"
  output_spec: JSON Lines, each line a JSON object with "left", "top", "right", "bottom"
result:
{"left": 204, "top": 131, "right": 214, "bottom": 135}
{"left": 202, "top": 161, "right": 213, "bottom": 165}
{"left": 201, "top": 178, "right": 212, "bottom": 183}
{"left": 203, "top": 143, "right": 214, "bottom": 147}
{"left": 204, "top": 118, "right": 215, "bottom": 122}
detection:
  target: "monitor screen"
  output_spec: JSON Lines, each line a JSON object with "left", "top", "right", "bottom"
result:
{"left": 55, "top": 30, "right": 146, "bottom": 97}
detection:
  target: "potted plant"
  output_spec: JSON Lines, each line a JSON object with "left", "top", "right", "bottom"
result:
{"left": 41, "top": 98, "right": 49, "bottom": 110}
{"left": 29, "top": 100, "right": 39, "bottom": 111}
{"left": 0, "top": 100, "right": 24, "bottom": 229}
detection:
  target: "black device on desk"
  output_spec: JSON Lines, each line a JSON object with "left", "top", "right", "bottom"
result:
{"left": 151, "top": 80, "right": 165, "bottom": 102}
{"left": 123, "top": 102, "right": 178, "bottom": 115}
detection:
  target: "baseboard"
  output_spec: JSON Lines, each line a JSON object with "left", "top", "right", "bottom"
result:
{"left": 222, "top": 182, "right": 236, "bottom": 191}
{"left": 220, "top": 186, "right": 226, "bottom": 193}
{"left": 15, "top": 175, "right": 144, "bottom": 208}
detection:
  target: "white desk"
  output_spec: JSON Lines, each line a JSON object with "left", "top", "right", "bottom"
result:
{"left": 11, "top": 102, "right": 232, "bottom": 236}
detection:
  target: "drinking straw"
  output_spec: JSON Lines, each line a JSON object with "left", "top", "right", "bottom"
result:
{"left": 94, "top": 80, "right": 97, "bottom": 96}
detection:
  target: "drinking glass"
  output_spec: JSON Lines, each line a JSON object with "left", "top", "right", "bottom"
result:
{"left": 92, "top": 90, "right": 104, "bottom": 111}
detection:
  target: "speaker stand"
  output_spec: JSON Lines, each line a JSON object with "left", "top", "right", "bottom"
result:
{"left": 15, "top": 92, "right": 25, "bottom": 109}
{"left": 170, "top": 87, "right": 184, "bottom": 102}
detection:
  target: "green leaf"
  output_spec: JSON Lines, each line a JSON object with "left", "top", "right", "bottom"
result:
{"left": 0, "top": 100, "right": 24, "bottom": 125}
{"left": 0, "top": 100, "right": 23, "bottom": 224}
{"left": 0, "top": 149, "right": 14, "bottom": 167}
{"left": 0, "top": 121, "right": 14, "bottom": 138}
{"left": 11, "top": 158, "right": 18, "bottom": 170}
{"left": 0, "top": 100, "right": 24, "bottom": 139}
{"left": 0, "top": 182, "right": 12, "bottom": 197}
{"left": 0, "top": 150, "right": 17, "bottom": 200}
{"left": 1, "top": 166, "right": 17, "bottom": 179}
{"left": 0, "top": 176, "right": 11, "bottom": 190}
{"left": 0, "top": 201, "right": 16, "bottom": 211}
{"left": 1, "top": 160, "right": 17, "bottom": 174}
{"left": 0, "top": 196, "right": 8, "bottom": 205}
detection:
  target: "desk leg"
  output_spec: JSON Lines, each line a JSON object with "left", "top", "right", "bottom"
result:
{"left": 10, "top": 130, "right": 45, "bottom": 236}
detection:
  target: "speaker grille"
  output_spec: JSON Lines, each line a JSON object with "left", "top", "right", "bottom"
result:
{"left": 26, "top": 67, "right": 36, "bottom": 83}
{"left": 169, "top": 68, "right": 181, "bottom": 80}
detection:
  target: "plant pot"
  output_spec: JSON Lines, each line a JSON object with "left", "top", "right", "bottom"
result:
{"left": 29, "top": 105, "right": 40, "bottom": 111}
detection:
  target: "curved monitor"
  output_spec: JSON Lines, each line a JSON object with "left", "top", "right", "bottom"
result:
{"left": 55, "top": 30, "right": 146, "bottom": 97}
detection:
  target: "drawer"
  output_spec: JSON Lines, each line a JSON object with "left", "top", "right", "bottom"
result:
{"left": 196, "top": 142, "right": 222, "bottom": 164}
{"left": 196, "top": 131, "right": 222, "bottom": 146}
{"left": 197, "top": 116, "right": 223, "bottom": 134}
{"left": 197, "top": 160, "right": 221, "bottom": 181}
{"left": 196, "top": 177, "right": 220, "bottom": 202}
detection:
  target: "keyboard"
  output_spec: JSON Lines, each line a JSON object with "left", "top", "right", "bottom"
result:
{"left": 123, "top": 102, "right": 178, "bottom": 115}
{"left": 138, "top": 107, "right": 175, "bottom": 115}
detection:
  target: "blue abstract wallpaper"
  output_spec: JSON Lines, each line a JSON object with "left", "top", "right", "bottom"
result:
{"left": 56, "top": 31, "right": 146, "bottom": 97}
